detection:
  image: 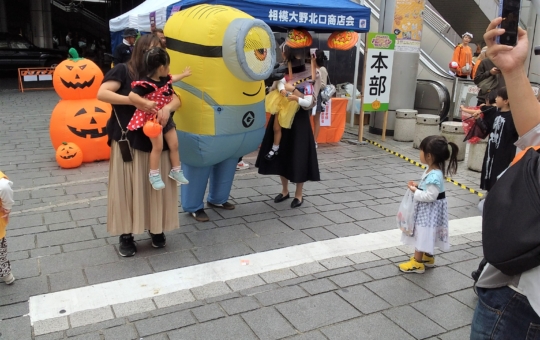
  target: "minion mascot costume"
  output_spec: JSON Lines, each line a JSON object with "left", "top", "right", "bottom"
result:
{"left": 165, "top": 5, "right": 276, "bottom": 220}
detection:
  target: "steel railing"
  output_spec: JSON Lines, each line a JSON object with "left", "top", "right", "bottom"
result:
{"left": 50, "top": 0, "right": 107, "bottom": 28}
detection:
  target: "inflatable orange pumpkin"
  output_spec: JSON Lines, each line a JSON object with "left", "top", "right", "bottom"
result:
{"left": 286, "top": 29, "right": 313, "bottom": 48}
{"left": 328, "top": 31, "right": 359, "bottom": 50}
{"left": 143, "top": 118, "right": 162, "bottom": 138}
{"left": 53, "top": 48, "right": 104, "bottom": 100}
{"left": 50, "top": 99, "right": 111, "bottom": 163}
{"left": 56, "top": 142, "right": 83, "bottom": 169}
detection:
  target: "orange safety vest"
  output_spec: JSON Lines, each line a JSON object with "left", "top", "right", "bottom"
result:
{"left": 452, "top": 44, "right": 473, "bottom": 77}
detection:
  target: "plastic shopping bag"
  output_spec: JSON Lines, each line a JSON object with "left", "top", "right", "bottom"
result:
{"left": 321, "top": 84, "right": 336, "bottom": 101}
{"left": 461, "top": 109, "right": 488, "bottom": 144}
{"left": 397, "top": 189, "right": 415, "bottom": 236}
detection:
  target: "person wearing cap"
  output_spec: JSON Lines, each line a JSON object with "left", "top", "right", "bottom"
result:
{"left": 113, "top": 28, "right": 138, "bottom": 66}
{"left": 474, "top": 46, "right": 506, "bottom": 106}
{"left": 450, "top": 32, "right": 474, "bottom": 79}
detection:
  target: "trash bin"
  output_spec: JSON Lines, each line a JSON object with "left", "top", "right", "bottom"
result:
{"left": 441, "top": 122, "right": 466, "bottom": 161}
{"left": 467, "top": 138, "right": 487, "bottom": 172}
{"left": 394, "top": 109, "right": 417, "bottom": 142}
{"left": 413, "top": 114, "right": 440, "bottom": 149}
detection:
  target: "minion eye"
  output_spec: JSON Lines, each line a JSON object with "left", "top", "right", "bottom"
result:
{"left": 255, "top": 49, "right": 267, "bottom": 61}
{"left": 243, "top": 26, "right": 273, "bottom": 78}
{"left": 222, "top": 19, "right": 275, "bottom": 82}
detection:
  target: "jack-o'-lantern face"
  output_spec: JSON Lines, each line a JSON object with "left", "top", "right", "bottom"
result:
{"left": 55, "top": 142, "right": 83, "bottom": 169}
{"left": 67, "top": 106, "right": 108, "bottom": 139}
{"left": 49, "top": 99, "right": 112, "bottom": 163}
{"left": 52, "top": 48, "right": 104, "bottom": 100}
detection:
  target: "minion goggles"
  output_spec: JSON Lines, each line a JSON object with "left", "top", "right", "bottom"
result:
{"left": 167, "top": 18, "right": 275, "bottom": 82}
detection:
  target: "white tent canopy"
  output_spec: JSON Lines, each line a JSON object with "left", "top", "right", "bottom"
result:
{"left": 109, "top": 0, "right": 180, "bottom": 33}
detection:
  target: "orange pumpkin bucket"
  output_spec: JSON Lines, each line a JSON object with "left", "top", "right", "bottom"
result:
{"left": 143, "top": 118, "right": 162, "bottom": 138}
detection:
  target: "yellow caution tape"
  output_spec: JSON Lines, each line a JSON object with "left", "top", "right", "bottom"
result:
{"left": 293, "top": 77, "right": 311, "bottom": 86}
{"left": 362, "top": 138, "right": 485, "bottom": 198}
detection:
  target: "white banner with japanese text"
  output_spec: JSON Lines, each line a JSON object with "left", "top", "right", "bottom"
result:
{"left": 363, "top": 33, "right": 396, "bottom": 112}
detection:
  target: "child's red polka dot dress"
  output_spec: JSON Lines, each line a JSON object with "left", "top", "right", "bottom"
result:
{"left": 127, "top": 76, "right": 174, "bottom": 131}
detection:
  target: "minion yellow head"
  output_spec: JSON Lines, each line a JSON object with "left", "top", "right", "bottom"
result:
{"left": 165, "top": 5, "right": 276, "bottom": 136}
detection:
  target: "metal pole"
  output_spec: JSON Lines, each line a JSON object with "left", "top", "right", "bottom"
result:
{"left": 350, "top": 38, "right": 361, "bottom": 126}
{"left": 358, "top": 33, "right": 368, "bottom": 141}
{"left": 379, "top": 0, "right": 386, "bottom": 33}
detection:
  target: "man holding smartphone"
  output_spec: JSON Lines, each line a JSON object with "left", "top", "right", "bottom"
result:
{"left": 470, "top": 17, "right": 540, "bottom": 339}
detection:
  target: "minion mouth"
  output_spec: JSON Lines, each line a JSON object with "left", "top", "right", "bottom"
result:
{"left": 68, "top": 126, "right": 107, "bottom": 138}
{"left": 60, "top": 153, "right": 78, "bottom": 159}
{"left": 243, "top": 84, "right": 262, "bottom": 97}
{"left": 61, "top": 76, "right": 96, "bottom": 89}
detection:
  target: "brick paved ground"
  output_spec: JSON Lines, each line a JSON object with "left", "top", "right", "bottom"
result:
{"left": 0, "top": 89, "right": 483, "bottom": 339}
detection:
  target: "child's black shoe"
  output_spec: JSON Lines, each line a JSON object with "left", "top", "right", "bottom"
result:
{"left": 265, "top": 149, "right": 278, "bottom": 161}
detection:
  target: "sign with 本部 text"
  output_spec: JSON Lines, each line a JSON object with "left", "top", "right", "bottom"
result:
{"left": 362, "top": 33, "right": 395, "bottom": 112}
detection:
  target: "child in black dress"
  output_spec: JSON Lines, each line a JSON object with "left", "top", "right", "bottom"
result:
{"left": 479, "top": 87, "right": 518, "bottom": 191}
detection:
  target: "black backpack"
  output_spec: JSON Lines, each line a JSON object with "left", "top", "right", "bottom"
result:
{"left": 483, "top": 147, "right": 540, "bottom": 276}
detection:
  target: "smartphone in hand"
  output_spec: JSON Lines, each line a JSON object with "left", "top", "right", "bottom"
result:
{"left": 497, "top": 0, "right": 521, "bottom": 46}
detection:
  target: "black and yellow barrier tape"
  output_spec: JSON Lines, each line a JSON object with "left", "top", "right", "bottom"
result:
{"left": 292, "top": 77, "right": 311, "bottom": 86}
{"left": 361, "top": 138, "right": 485, "bottom": 198}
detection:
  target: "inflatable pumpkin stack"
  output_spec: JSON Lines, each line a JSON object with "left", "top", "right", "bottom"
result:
{"left": 50, "top": 48, "right": 112, "bottom": 168}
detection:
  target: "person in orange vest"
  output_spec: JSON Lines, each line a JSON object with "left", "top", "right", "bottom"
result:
{"left": 450, "top": 32, "right": 474, "bottom": 79}
{"left": 0, "top": 171, "right": 15, "bottom": 285}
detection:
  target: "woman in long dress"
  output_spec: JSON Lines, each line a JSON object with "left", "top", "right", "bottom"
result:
{"left": 256, "top": 44, "right": 320, "bottom": 208}
{"left": 97, "top": 34, "right": 181, "bottom": 257}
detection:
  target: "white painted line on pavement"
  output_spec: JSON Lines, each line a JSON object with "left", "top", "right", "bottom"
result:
{"left": 10, "top": 196, "right": 106, "bottom": 215}
{"left": 28, "top": 216, "right": 482, "bottom": 324}
{"left": 12, "top": 155, "right": 389, "bottom": 215}
{"left": 14, "top": 177, "right": 108, "bottom": 192}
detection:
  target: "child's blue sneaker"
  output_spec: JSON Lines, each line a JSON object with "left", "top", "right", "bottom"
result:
{"left": 169, "top": 170, "right": 189, "bottom": 184}
{"left": 149, "top": 173, "right": 165, "bottom": 190}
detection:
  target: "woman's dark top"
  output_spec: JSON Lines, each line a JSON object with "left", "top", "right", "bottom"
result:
{"left": 103, "top": 64, "right": 169, "bottom": 153}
